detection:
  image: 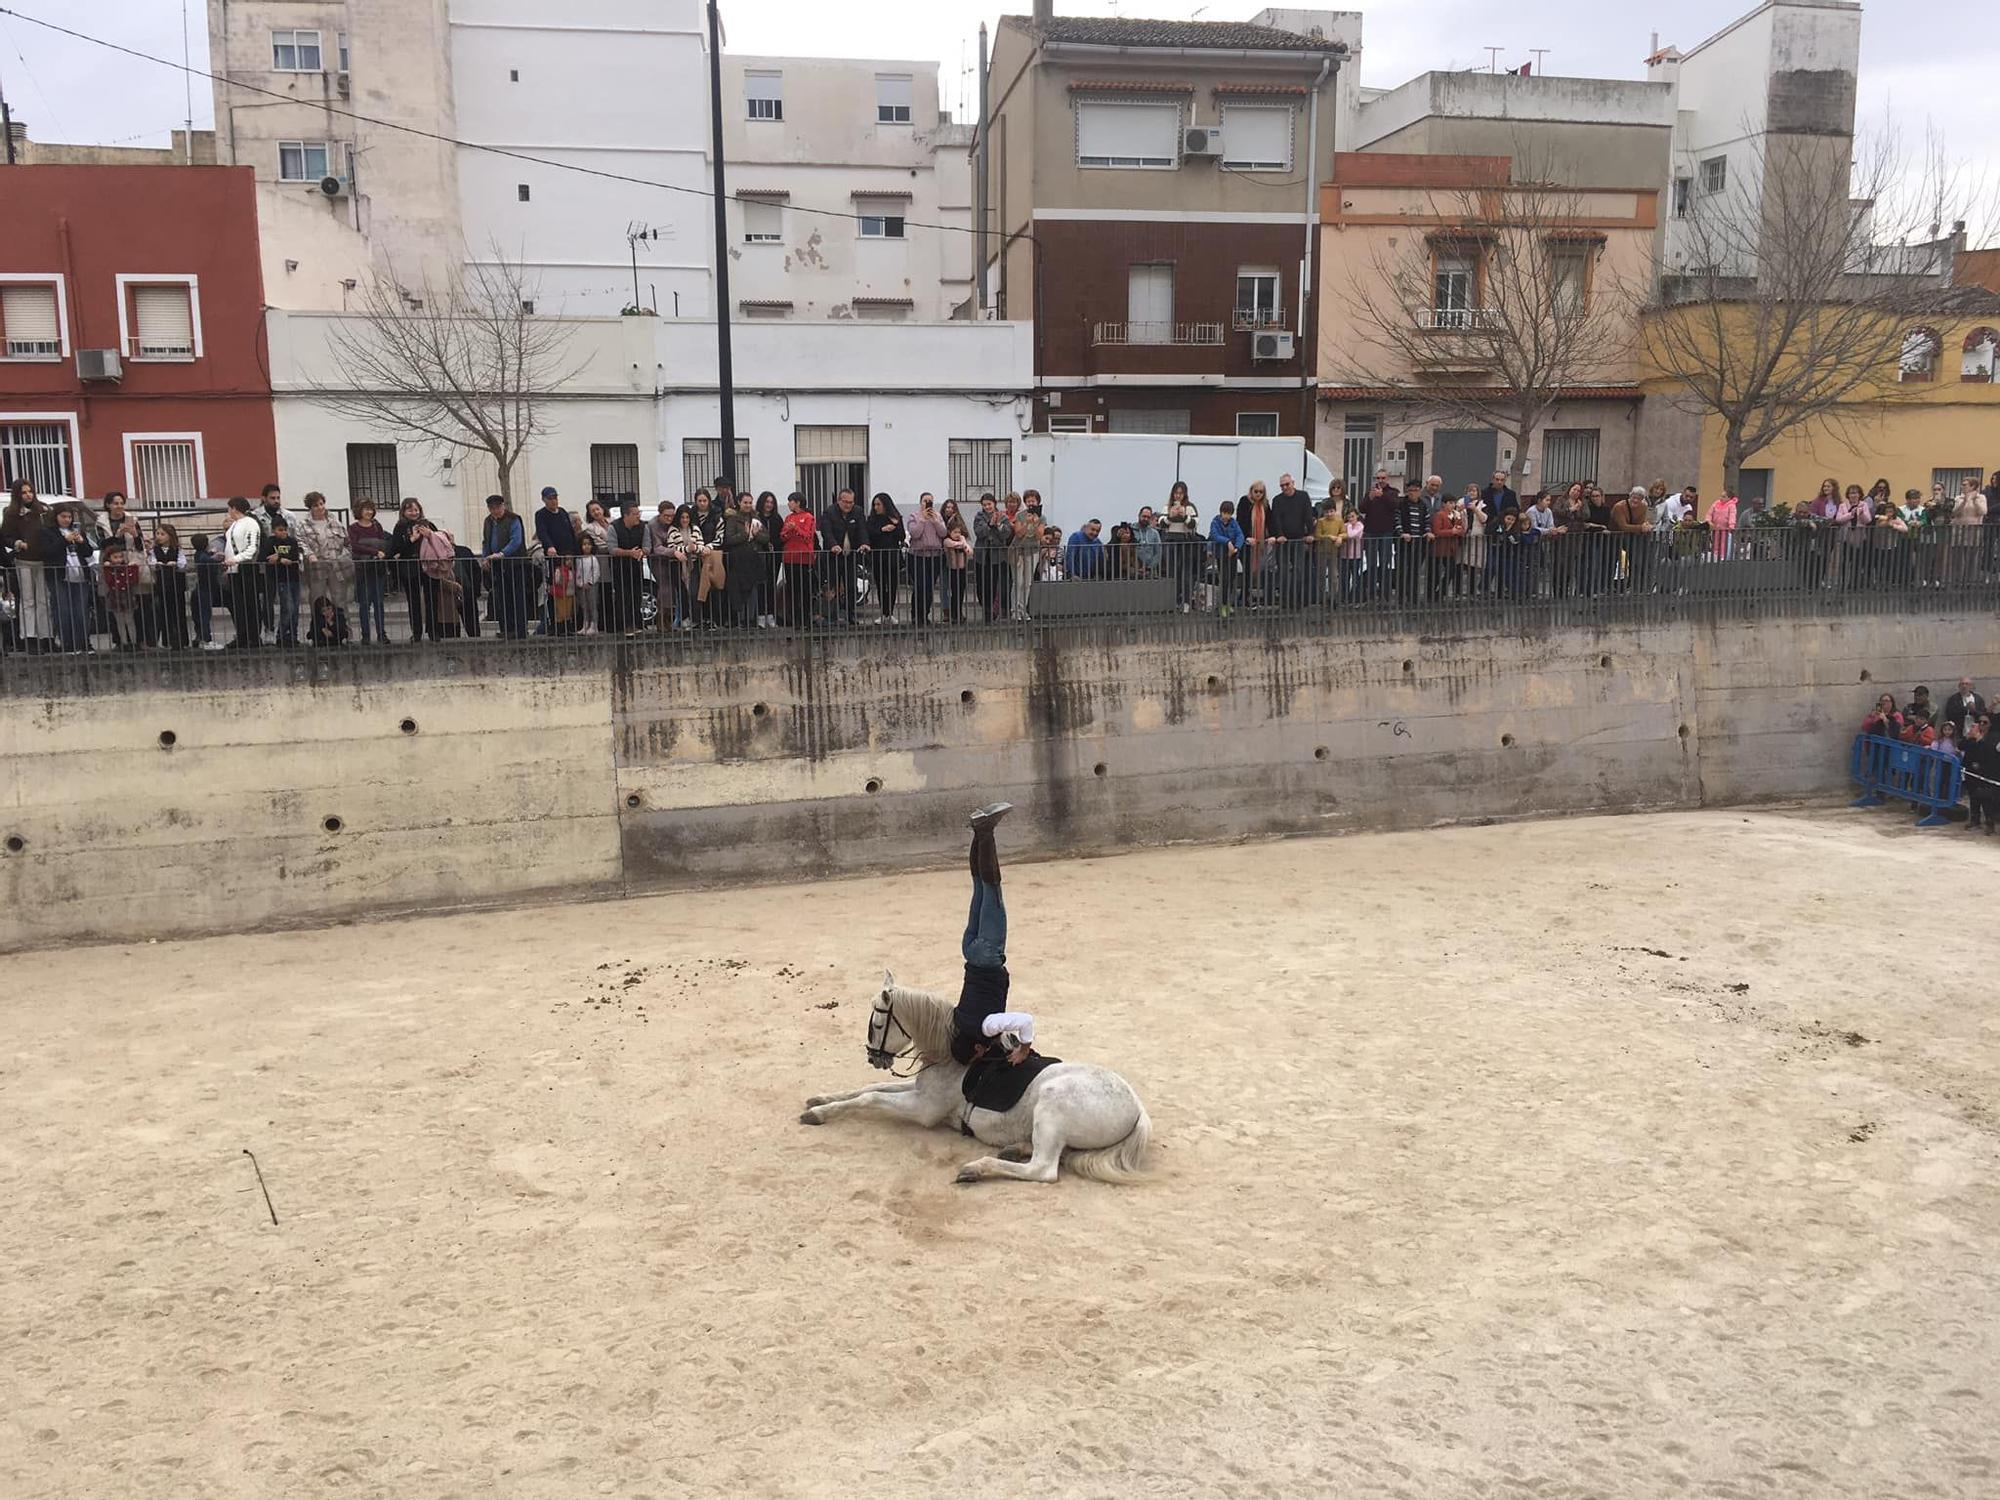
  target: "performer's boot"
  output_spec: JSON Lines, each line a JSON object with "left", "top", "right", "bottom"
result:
{"left": 972, "top": 828, "right": 1003, "bottom": 887}
{"left": 969, "top": 801, "right": 1012, "bottom": 833}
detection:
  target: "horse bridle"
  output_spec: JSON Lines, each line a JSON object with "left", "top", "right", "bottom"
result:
{"left": 866, "top": 993, "right": 936, "bottom": 1077}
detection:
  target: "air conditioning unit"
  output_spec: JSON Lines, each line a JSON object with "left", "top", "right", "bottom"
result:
{"left": 319, "top": 175, "right": 351, "bottom": 199}
{"left": 1182, "top": 126, "right": 1224, "bottom": 158}
{"left": 336, "top": 71, "right": 350, "bottom": 98}
{"left": 1251, "top": 330, "right": 1295, "bottom": 361}
{"left": 77, "top": 348, "right": 123, "bottom": 381}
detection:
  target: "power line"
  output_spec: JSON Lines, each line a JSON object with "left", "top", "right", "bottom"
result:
{"left": 0, "top": 4, "right": 983, "bottom": 241}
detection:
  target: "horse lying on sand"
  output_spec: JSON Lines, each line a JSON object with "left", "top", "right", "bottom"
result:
{"left": 799, "top": 972, "right": 1153, "bottom": 1185}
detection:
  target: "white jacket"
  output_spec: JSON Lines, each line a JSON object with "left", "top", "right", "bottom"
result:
{"left": 223, "top": 515, "right": 262, "bottom": 568}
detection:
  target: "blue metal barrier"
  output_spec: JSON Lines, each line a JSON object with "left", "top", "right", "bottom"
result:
{"left": 1849, "top": 732, "right": 1963, "bottom": 827}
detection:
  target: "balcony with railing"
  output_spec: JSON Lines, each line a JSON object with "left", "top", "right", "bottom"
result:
{"left": 1084, "top": 318, "right": 1229, "bottom": 376}
{"left": 1091, "top": 320, "right": 1226, "bottom": 347}
{"left": 1415, "top": 306, "right": 1503, "bottom": 332}
{"left": 1231, "top": 307, "right": 1288, "bottom": 332}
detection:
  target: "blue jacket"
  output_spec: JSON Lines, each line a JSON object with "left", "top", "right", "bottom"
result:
{"left": 1207, "top": 516, "right": 1244, "bottom": 552}
{"left": 1065, "top": 529, "right": 1105, "bottom": 578}
{"left": 483, "top": 514, "right": 525, "bottom": 558}
{"left": 533, "top": 506, "right": 577, "bottom": 557}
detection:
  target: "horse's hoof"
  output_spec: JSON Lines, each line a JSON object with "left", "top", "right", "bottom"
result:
{"left": 799, "top": 1110, "right": 823, "bottom": 1126}
{"left": 954, "top": 1167, "right": 982, "bottom": 1184}
{"left": 804, "top": 1096, "right": 828, "bottom": 1109}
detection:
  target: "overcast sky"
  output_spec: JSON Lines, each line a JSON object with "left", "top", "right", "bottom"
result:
{"left": 3, "top": 0, "right": 1991, "bottom": 230}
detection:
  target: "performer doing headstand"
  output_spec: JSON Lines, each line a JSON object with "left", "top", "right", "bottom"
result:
{"left": 952, "top": 802, "right": 1035, "bottom": 1067}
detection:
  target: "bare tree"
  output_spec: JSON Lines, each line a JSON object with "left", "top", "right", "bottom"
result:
{"left": 310, "top": 256, "right": 584, "bottom": 506}
{"left": 1642, "top": 129, "right": 1979, "bottom": 494}
{"left": 1327, "top": 169, "right": 1638, "bottom": 491}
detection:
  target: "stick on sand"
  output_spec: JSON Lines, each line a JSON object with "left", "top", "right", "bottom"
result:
{"left": 242, "top": 1149, "right": 279, "bottom": 1226}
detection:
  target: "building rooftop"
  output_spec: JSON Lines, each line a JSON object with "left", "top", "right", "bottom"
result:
{"left": 1002, "top": 14, "right": 1345, "bottom": 52}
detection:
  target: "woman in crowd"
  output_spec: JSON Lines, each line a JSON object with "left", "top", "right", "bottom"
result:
{"left": 576, "top": 498, "right": 611, "bottom": 630}
{"left": 298, "top": 491, "right": 353, "bottom": 623}
{"left": 1427, "top": 491, "right": 1466, "bottom": 601}
{"left": 1160, "top": 482, "right": 1199, "bottom": 611}
{"left": 606, "top": 500, "right": 650, "bottom": 634}
{"left": 661, "top": 502, "right": 699, "bottom": 629}
{"left": 1009, "top": 492, "right": 1042, "bottom": 619}
{"left": 905, "top": 492, "right": 945, "bottom": 627}
{"left": 43, "top": 501, "right": 95, "bottom": 653}
{"left": 1036, "top": 524, "right": 1066, "bottom": 583}
{"left": 646, "top": 500, "right": 680, "bottom": 629}
{"left": 1861, "top": 692, "right": 1905, "bottom": 739}
{"left": 1459, "top": 483, "right": 1488, "bottom": 596}
{"left": 941, "top": 514, "right": 973, "bottom": 623}
{"left": 689, "top": 490, "right": 726, "bottom": 626}
{"left": 1105, "top": 520, "right": 1140, "bottom": 581}
{"left": 779, "top": 492, "right": 819, "bottom": 627}
{"left": 754, "top": 491, "right": 785, "bottom": 627}
{"left": 2, "top": 478, "right": 49, "bottom": 652}
{"left": 1239, "top": 480, "right": 1269, "bottom": 608}
{"left": 1832, "top": 483, "right": 1871, "bottom": 589}
{"left": 391, "top": 498, "right": 438, "bottom": 642}
{"left": 1870, "top": 489, "right": 1912, "bottom": 589}
{"left": 1951, "top": 473, "right": 1988, "bottom": 587}
{"left": 717, "top": 492, "right": 760, "bottom": 629}
{"left": 149, "top": 522, "right": 190, "bottom": 650}
{"left": 347, "top": 499, "right": 391, "bottom": 644}
{"left": 865, "top": 493, "right": 905, "bottom": 624}
{"left": 1706, "top": 486, "right": 1739, "bottom": 563}
{"left": 1337, "top": 503, "right": 1365, "bottom": 604}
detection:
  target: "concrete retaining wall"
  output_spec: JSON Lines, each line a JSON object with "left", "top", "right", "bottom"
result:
{"left": 2, "top": 611, "right": 1993, "bottom": 949}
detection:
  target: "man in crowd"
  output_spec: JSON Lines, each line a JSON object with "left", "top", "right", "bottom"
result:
{"left": 1066, "top": 518, "right": 1105, "bottom": 579}
{"left": 1268, "top": 472, "right": 1315, "bottom": 607}
{"left": 1905, "top": 684, "right": 1936, "bottom": 731}
{"left": 1657, "top": 484, "right": 1695, "bottom": 530}
{"left": 818, "top": 488, "right": 868, "bottom": 625}
{"left": 1359, "top": 472, "right": 1400, "bottom": 601}
{"left": 1943, "top": 677, "right": 1986, "bottom": 738}
{"left": 533, "top": 485, "right": 577, "bottom": 634}
{"left": 1480, "top": 469, "right": 1519, "bottom": 533}
{"left": 253, "top": 484, "right": 294, "bottom": 632}
{"left": 1611, "top": 485, "right": 1652, "bottom": 592}
{"left": 1421, "top": 473, "right": 1446, "bottom": 518}
{"left": 1394, "top": 481, "right": 1428, "bottom": 605}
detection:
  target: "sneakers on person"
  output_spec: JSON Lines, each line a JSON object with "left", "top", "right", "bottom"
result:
{"left": 968, "top": 802, "right": 1013, "bottom": 832}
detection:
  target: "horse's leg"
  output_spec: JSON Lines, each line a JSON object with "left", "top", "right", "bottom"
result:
{"left": 803, "top": 1079, "right": 915, "bottom": 1110}
{"left": 801, "top": 1083, "right": 942, "bottom": 1128}
{"left": 956, "top": 1105, "right": 1065, "bottom": 1184}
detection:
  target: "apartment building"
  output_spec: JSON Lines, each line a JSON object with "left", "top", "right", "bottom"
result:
{"left": 0, "top": 167, "right": 277, "bottom": 505}
{"left": 983, "top": 7, "right": 1349, "bottom": 440}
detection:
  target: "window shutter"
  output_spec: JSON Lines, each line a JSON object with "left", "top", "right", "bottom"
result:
{"left": 2, "top": 285, "right": 61, "bottom": 353}
{"left": 1077, "top": 102, "right": 1179, "bottom": 165}
{"left": 134, "top": 286, "right": 194, "bottom": 356}
{"left": 794, "top": 425, "right": 868, "bottom": 462}
{"left": 131, "top": 440, "right": 200, "bottom": 508}
{"left": 1221, "top": 106, "right": 1291, "bottom": 169}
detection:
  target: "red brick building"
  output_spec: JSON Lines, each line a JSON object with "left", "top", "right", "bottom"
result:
{"left": 983, "top": 12, "right": 1347, "bottom": 441}
{"left": 0, "top": 165, "right": 277, "bottom": 506}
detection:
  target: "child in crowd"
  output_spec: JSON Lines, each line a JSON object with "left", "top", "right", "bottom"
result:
{"left": 308, "top": 594, "right": 349, "bottom": 649}
{"left": 573, "top": 532, "right": 601, "bottom": 635}
{"left": 100, "top": 540, "right": 141, "bottom": 650}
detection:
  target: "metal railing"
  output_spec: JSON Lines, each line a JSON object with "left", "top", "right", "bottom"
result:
{"left": 1232, "top": 307, "right": 1287, "bottom": 332}
{"left": 2, "top": 529, "right": 1995, "bottom": 668}
{"left": 1091, "top": 320, "right": 1227, "bottom": 347}
{"left": 1416, "top": 307, "right": 1503, "bottom": 331}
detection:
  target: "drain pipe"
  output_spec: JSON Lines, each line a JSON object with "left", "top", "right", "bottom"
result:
{"left": 1299, "top": 52, "right": 1335, "bottom": 441}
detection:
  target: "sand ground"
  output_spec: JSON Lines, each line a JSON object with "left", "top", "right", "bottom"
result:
{"left": 3, "top": 810, "right": 1998, "bottom": 1499}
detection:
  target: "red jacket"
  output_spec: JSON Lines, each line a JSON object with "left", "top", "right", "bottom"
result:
{"left": 780, "top": 509, "right": 818, "bottom": 566}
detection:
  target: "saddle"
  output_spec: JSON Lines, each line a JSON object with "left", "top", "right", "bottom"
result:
{"left": 960, "top": 1048, "right": 1061, "bottom": 1120}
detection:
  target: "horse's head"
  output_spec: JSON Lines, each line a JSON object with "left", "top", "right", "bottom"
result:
{"left": 865, "top": 969, "right": 906, "bottom": 1070}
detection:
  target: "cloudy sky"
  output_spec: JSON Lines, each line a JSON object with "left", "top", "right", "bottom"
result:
{"left": 2, "top": 0, "right": 1991, "bottom": 226}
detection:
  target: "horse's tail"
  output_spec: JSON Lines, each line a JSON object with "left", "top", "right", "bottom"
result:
{"left": 1064, "top": 1104, "right": 1153, "bottom": 1184}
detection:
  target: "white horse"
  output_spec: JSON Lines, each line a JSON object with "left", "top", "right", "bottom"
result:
{"left": 799, "top": 972, "right": 1153, "bottom": 1185}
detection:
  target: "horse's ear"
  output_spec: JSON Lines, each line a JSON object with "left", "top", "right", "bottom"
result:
{"left": 882, "top": 968, "right": 896, "bottom": 989}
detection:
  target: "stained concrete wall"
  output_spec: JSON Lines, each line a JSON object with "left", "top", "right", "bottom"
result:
{"left": 2, "top": 610, "right": 1993, "bottom": 950}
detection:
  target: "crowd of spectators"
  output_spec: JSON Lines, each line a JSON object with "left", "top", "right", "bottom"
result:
{"left": 3, "top": 463, "right": 1996, "bottom": 654}
{"left": 1859, "top": 676, "right": 1996, "bottom": 833}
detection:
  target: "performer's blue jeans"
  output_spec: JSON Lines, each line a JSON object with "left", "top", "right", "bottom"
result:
{"left": 962, "top": 878, "right": 1007, "bottom": 968}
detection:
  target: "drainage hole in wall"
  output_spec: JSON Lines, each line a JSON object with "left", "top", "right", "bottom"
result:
{"left": 1500, "top": 733, "right": 1516, "bottom": 749}
{"left": 1598, "top": 654, "right": 1612, "bottom": 669}
{"left": 751, "top": 702, "right": 769, "bottom": 718}
{"left": 865, "top": 777, "right": 883, "bottom": 794}
{"left": 1678, "top": 724, "right": 1691, "bottom": 740}
{"left": 960, "top": 689, "right": 975, "bottom": 704}
{"left": 157, "top": 729, "right": 177, "bottom": 749}
{"left": 1093, "top": 762, "right": 1108, "bottom": 778}
{"left": 322, "top": 815, "right": 344, "bottom": 834}
{"left": 1313, "top": 746, "right": 1330, "bottom": 762}
{"left": 3, "top": 835, "right": 23, "bottom": 854}
{"left": 1205, "top": 674, "right": 1221, "bottom": 689}
{"left": 1401, "top": 659, "right": 1414, "bottom": 674}
{"left": 625, "top": 792, "right": 643, "bottom": 809}
{"left": 399, "top": 717, "right": 419, "bottom": 735}
{"left": 1858, "top": 669, "right": 1872, "bottom": 682}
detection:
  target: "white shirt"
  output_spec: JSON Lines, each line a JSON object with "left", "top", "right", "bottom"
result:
{"left": 223, "top": 515, "right": 262, "bottom": 568}
{"left": 1658, "top": 495, "right": 1691, "bottom": 527}
{"left": 1527, "top": 505, "right": 1556, "bottom": 534}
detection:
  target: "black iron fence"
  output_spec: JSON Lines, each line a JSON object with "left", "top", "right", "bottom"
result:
{"left": 3, "top": 527, "right": 1996, "bottom": 663}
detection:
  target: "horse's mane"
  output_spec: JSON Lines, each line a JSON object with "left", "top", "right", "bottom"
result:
{"left": 883, "top": 982, "right": 956, "bottom": 1058}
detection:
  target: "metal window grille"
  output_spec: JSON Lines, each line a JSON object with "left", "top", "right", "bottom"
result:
{"left": 794, "top": 425, "right": 867, "bottom": 508}
{"left": 2, "top": 283, "right": 62, "bottom": 357}
{"left": 947, "top": 439, "right": 1012, "bottom": 503}
{"left": 345, "top": 443, "right": 399, "bottom": 509}
{"left": 1341, "top": 415, "right": 1378, "bottom": 498}
{"left": 1541, "top": 429, "right": 1601, "bottom": 490}
{"left": 681, "top": 438, "right": 751, "bottom": 502}
{"left": 132, "top": 285, "right": 194, "bottom": 358}
{"left": 1106, "top": 408, "right": 1191, "bottom": 435}
{"left": 591, "top": 443, "right": 642, "bottom": 508}
{"left": 1934, "top": 467, "right": 1983, "bottom": 498}
{"left": 0, "top": 422, "right": 73, "bottom": 497}
{"left": 1235, "top": 412, "right": 1280, "bottom": 438}
{"left": 130, "top": 440, "right": 199, "bottom": 509}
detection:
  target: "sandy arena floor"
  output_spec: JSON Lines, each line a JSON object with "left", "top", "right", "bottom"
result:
{"left": 3, "top": 810, "right": 1998, "bottom": 1499}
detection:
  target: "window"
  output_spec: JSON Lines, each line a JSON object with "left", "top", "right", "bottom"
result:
{"left": 742, "top": 200, "right": 782, "bottom": 243}
{"left": 278, "top": 141, "right": 333, "bottom": 181}
{"left": 876, "top": 74, "right": 913, "bottom": 125}
{"left": 1541, "top": 429, "right": 1601, "bottom": 490}
{"left": 338, "top": 33, "right": 349, "bottom": 72}
{"left": 0, "top": 421, "right": 75, "bottom": 497}
{"left": 1107, "top": 408, "right": 1191, "bottom": 435}
{"left": 517, "top": 183, "right": 531, "bottom": 202}
{"left": 1233, "top": 270, "right": 1280, "bottom": 330}
{"left": 1899, "top": 326, "right": 1941, "bottom": 383}
{"left": 1235, "top": 412, "right": 1280, "bottom": 438}
{"left": 1934, "top": 466, "right": 1983, "bottom": 498}
{"left": 681, "top": 438, "right": 752, "bottom": 502}
{"left": 271, "top": 30, "right": 322, "bottom": 71}
{"left": 1961, "top": 326, "right": 1999, "bottom": 382}
{"left": 746, "top": 71, "right": 783, "bottom": 121}
{"left": 793, "top": 426, "right": 867, "bottom": 508}
{"left": 591, "top": 444, "right": 642, "bottom": 509}
{"left": 1432, "top": 253, "right": 1475, "bottom": 322}
{"left": 1219, "top": 105, "right": 1292, "bottom": 171}
{"left": 124, "top": 281, "right": 197, "bottom": 361}
{"left": 1341, "top": 414, "right": 1379, "bottom": 499}
{"left": 1550, "top": 248, "right": 1589, "bottom": 312}
{"left": 0, "top": 281, "right": 63, "bottom": 359}
{"left": 1127, "top": 263, "right": 1174, "bottom": 345}
{"left": 1076, "top": 100, "right": 1178, "bottom": 169}
{"left": 510, "top": 68, "right": 519, "bottom": 83}
{"left": 1048, "top": 416, "right": 1090, "bottom": 433}
{"left": 1672, "top": 176, "right": 1692, "bottom": 218}
{"left": 1700, "top": 155, "right": 1727, "bottom": 195}
{"left": 1737, "top": 468, "right": 1772, "bottom": 507}
{"left": 126, "top": 435, "right": 204, "bottom": 509}
{"left": 520, "top": 300, "right": 535, "bottom": 315}
{"left": 857, "top": 206, "right": 905, "bottom": 239}
{"left": 346, "top": 443, "right": 399, "bottom": 509}
{"left": 948, "top": 438, "right": 1012, "bottom": 503}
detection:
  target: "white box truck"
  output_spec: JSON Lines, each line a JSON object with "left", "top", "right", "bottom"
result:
{"left": 1012, "top": 433, "right": 1337, "bottom": 538}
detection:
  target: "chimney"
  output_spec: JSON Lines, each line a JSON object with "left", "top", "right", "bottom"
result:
{"left": 1033, "top": 0, "right": 1054, "bottom": 25}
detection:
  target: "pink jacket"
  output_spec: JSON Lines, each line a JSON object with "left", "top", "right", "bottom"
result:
{"left": 1707, "top": 496, "right": 1738, "bottom": 558}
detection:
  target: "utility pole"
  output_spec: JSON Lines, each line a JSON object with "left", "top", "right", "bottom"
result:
{"left": 974, "top": 23, "right": 989, "bottom": 314}
{"left": 706, "top": 0, "right": 736, "bottom": 491}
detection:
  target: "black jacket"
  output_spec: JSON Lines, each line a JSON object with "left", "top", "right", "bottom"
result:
{"left": 819, "top": 505, "right": 867, "bottom": 553}
{"left": 1268, "top": 490, "right": 1314, "bottom": 541}
{"left": 1943, "top": 692, "right": 1988, "bottom": 735}
{"left": 1393, "top": 498, "right": 1427, "bottom": 539}
{"left": 1480, "top": 485, "right": 1519, "bottom": 531}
